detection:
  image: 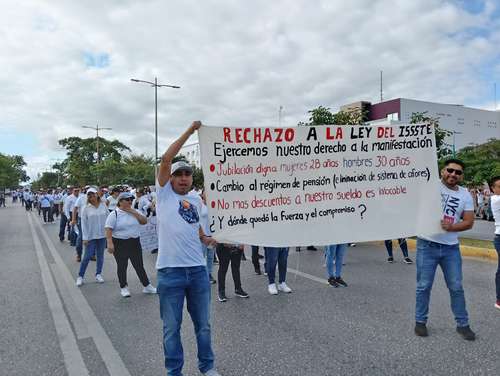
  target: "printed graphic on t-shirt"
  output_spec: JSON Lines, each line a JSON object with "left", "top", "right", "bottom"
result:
{"left": 441, "top": 193, "right": 461, "bottom": 221}
{"left": 178, "top": 200, "right": 199, "bottom": 224}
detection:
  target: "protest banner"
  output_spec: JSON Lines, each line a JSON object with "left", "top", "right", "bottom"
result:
{"left": 140, "top": 215, "right": 158, "bottom": 252}
{"left": 199, "top": 124, "right": 443, "bottom": 246}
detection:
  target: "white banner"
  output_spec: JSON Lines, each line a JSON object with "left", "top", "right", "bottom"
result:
{"left": 199, "top": 124, "right": 443, "bottom": 247}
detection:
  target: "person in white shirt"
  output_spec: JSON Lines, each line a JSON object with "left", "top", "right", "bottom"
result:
{"left": 134, "top": 188, "right": 152, "bottom": 217}
{"left": 415, "top": 159, "right": 476, "bottom": 340}
{"left": 105, "top": 191, "right": 156, "bottom": 298}
{"left": 76, "top": 188, "right": 109, "bottom": 286}
{"left": 53, "top": 189, "right": 63, "bottom": 219}
{"left": 489, "top": 176, "right": 500, "bottom": 310}
{"left": 106, "top": 187, "right": 120, "bottom": 212}
{"left": 72, "top": 187, "right": 90, "bottom": 261}
{"left": 62, "top": 188, "right": 79, "bottom": 244}
{"left": 40, "top": 191, "right": 52, "bottom": 223}
{"left": 156, "top": 121, "right": 220, "bottom": 376}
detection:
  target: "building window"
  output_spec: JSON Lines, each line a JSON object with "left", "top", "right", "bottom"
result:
{"left": 387, "top": 112, "right": 399, "bottom": 121}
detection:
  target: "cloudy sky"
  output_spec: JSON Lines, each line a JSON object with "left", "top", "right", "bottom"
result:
{"left": 1, "top": 0, "right": 499, "bottom": 179}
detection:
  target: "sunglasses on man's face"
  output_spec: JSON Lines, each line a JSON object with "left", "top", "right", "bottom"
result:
{"left": 446, "top": 167, "right": 463, "bottom": 176}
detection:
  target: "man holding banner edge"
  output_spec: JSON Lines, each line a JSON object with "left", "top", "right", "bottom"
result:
{"left": 415, "top": 158, "right": 476, "bottom": 341}
{"left": 156, "top": 121, "right": 221, "bottom": 376}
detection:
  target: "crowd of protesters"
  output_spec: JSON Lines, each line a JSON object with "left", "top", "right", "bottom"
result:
{"left": 7, "top": 121, "right": 500, "bottom": 376}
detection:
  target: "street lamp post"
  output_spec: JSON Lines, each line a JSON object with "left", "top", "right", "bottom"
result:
{"left": 130, "top": 77, "right": 180, "bottom": 180}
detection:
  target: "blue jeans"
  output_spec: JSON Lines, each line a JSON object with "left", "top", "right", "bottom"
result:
{"left": 78, "top": 238, "right": 106, "bottom": 278}
{"left": 264, "top": 247, "right": 289, "bottom": 284}
{"left": 59, "top": 213, "right": 68, "bottom": 241}
{"left": 325, "top": 243, "right": 348, "bottom": 278}
{"left": 415, "top": 238, "right": 469, "bottom": 327}
{"left": 384, "top": 239, "right": 409, "bottom": 258}
{"left": 76, "top": 218, "right": 83, "bottom": 256}
{"left": 494, "top": 235, "right": 500, "bottom": 301}
{"left": 202, "top": 245, "right": 215, "bottom": 277}
{"left": 157, "top": 266, "right": 214, "bottom": 376}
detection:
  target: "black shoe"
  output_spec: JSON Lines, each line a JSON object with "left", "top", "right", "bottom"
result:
{"left": 456, "top": 325, "right": 476, "bottom": 341}
{"left": 307, "top": 246, "right": 318, "bottom": 251}
{"left": 235, "top": 289, "right": 249, "bottom": 298}
{"left": 403, "top": 257, "right": 413, "bottom": 264}
{"left": 415, "top": 322, "right": 428, "bottom": 337}
{"left": 335, "top": 277, "right": 348, "bottom": 287}
{"left": 254, "top": 268, "right": 262, "bottom": 275}
{"left": 387, "top": 257, "right": 394, "bottom": 263}
{"left": 218, "top": 292, "right": 227, "bottom": 302}
{"left": 327, "top": 277, "right": 339, "bottom": 287}
{"left": 151, "top": 249, "right": 158, "bottom": 254}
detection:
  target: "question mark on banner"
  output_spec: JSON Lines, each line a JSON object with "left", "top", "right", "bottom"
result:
{"left": 358, "top": 204, "right": 367, "bottom": 219}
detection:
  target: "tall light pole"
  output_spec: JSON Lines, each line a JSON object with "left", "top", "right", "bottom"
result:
{"left": 130, "top": 77, "right": 180, "bottom": 180}
{"left": 82, "top": 124, "right": 113, "bottom": 164}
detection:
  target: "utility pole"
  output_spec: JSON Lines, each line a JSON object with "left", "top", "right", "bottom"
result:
{"left": 278, "top": 105, "right": 283, "bottom": 127}
{"left": 82, "top": 124, "right": 112, "bottom": 164}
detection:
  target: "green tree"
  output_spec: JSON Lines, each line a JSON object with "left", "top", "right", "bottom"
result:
{"left": 299, "top": 106, "right": 366, "bottom": 126}
{"left": 31, "top": 172, "right": 60, "bottom": 191}
{"left": 410, "top": 112, "right": 452, "bottom": 160}
{"left": 58, "top": 136, "right": 130, "bottom": 185}
{"left": 452, "top": 139, "right": 500, "bottom": 186}
{"left": 0, "top": 153, "right": 29, "bottom": 188}
{"left": 121, "top": 154, "right": 155, "bottom": 187}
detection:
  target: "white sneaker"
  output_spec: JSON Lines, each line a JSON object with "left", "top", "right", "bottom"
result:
{"left": 143, "top": 284, "right": 157, "bottom": 294}
{"left": 120, "top": 287, "right": 131, "bottom": 298}
{"left": 278, "top": 282, "right": 292, "bottom": 293}
{"left": 76, "top": 277, "right": 83, "bottom": 287}
{"left": 268, "top": 284, "right": 278, "bottom": 295}
{"left": 95, "top": 274, "right": 104, "bottom": 283}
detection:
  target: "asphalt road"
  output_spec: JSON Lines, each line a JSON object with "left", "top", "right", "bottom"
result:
{"left": 1, "top": 203, "right": 499, "bottom": 376}
{"left": 460, "top": 219, "right": 495, "bottom": 241}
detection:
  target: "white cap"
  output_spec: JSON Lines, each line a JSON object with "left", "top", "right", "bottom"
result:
{"left": 86, "top": 187, "right": 98, "bottom": 194}
{"left": 171, "top": 161, "right": 193, "bottom": 175}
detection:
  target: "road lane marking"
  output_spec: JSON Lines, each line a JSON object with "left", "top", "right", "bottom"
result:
{"left": 33, "top": 215, "right": 132, "bottom": 376}
{"left": 27, "top": 214, "right": 90, "bottom": 376}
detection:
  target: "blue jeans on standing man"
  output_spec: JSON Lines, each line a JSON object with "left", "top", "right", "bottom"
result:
{"left": 157, "top": 266, "right": 215, "bottom": 376}
{"left": 415, "top": 238, "right": 469, "bottom": 327}
{"left": 78, "top": 238, "right": 106, "bottom": 278}
{"left": 325, "top": 243, "right": 348, "bottom": 278}
{"left": 264, "top": 247, "right": 289, "bottom": 284}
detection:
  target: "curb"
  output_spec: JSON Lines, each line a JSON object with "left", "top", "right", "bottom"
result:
{"left": 405, "top": 239, "right": 498, "bottom": 262}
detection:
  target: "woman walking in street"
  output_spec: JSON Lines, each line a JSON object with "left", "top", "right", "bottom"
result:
{"left": 76, "top": 188, "right": 108, "bottom": 286}
{"left": 105, "top": 191, "right": 156, "bottom": 298}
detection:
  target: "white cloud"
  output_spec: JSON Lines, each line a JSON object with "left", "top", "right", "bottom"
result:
{"left": 1, "top": 0, "right": 499, "bottom": 178}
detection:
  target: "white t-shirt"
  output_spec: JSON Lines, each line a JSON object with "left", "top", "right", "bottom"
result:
{"left": 155, "top": 181, "right": 205, "bottom": 269}
{"left": 104, "top": 208, "right": 143, "bottom": 239}
{"left": 421, "top": 182, "right": 474, "bottom": 245}
{"left": 135, "top": 196, "right": 151, "bottom": 216}
{"left": 81, "top": 202, "right": 109, "bottom": 241}
{"left": 107, "top": 195, "right": 118, "bottom": 211}
{"left": 64, "top": 194, "right": 78, "bottom": 218}
{"left": 491, "top": 195, "right": 500, "bottom": 235}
